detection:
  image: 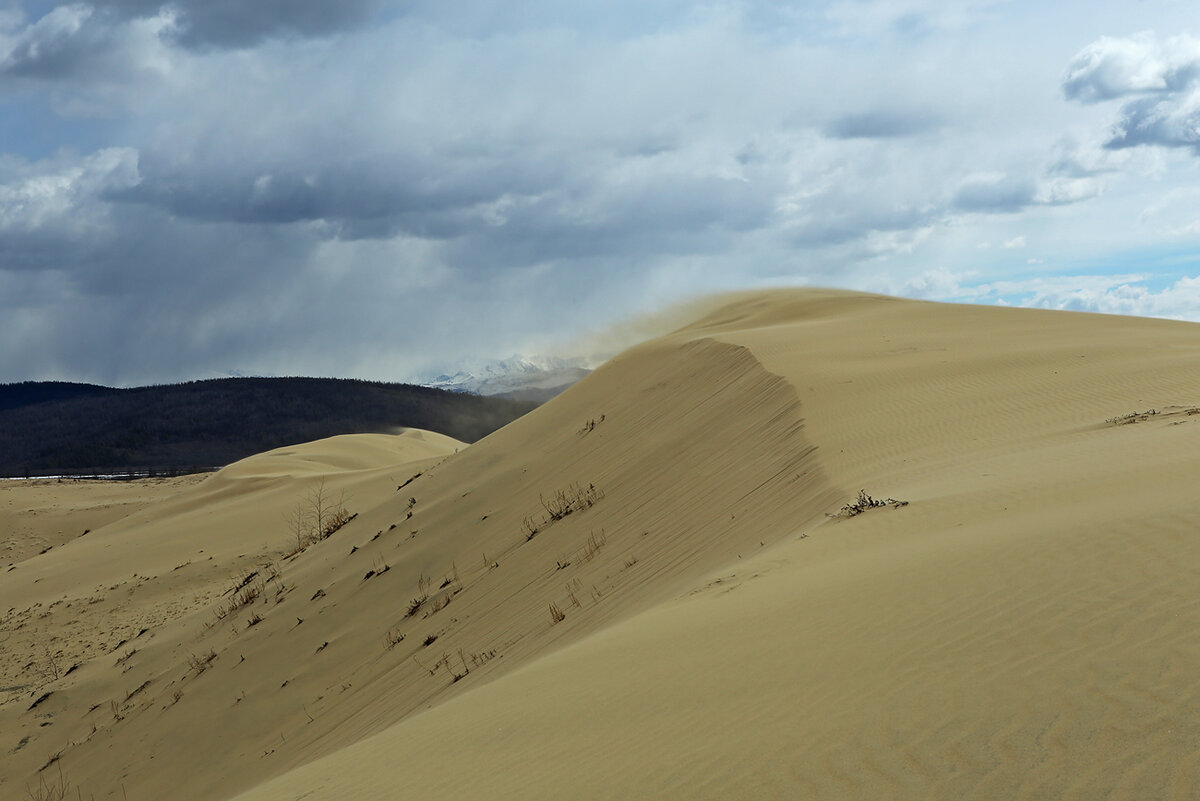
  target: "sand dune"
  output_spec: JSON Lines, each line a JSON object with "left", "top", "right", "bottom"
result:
{"left": 1, "top": 431, "right": 463, "bottom": 795}
{"left": 4, "top": 290, "right": 1199, "bottom": 800}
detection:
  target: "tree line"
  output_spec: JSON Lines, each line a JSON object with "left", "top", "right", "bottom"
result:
{"left": 0, "top": 377, "right": 537, "bottom": 477}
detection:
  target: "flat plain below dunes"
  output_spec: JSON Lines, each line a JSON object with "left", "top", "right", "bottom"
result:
{"left": 1, "top": 474, "right": 208, "bottom": 566}
{"left": 6, "top": 289, "right": 1200, "bottom": 801}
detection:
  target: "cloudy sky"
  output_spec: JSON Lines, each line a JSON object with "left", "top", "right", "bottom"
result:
{"left": 2, "top": 0, "right": 1199, "bottom": 385}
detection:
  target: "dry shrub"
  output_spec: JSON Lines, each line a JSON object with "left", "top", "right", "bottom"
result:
{"left": 831, "top": 490, "right": 909, "bottom": 518}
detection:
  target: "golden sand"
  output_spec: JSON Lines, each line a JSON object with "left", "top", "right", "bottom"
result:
{"left": 4, "top": 291, "right": 1198, "bottom": 800}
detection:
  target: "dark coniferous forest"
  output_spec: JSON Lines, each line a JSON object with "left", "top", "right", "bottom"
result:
{"left": 0, "top": 378, "right": 537, "bottom": 477}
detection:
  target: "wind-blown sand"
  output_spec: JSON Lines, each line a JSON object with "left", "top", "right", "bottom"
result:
{"left": 3, "top": 290, "right": 1198, "bottom": 800}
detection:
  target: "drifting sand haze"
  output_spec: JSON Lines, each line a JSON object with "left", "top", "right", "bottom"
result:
{"left": 5, "top": 290, "right": 1200, "bottom": 800}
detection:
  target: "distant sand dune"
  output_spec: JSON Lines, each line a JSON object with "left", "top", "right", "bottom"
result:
{"left": 3, "top": 290, "right": 1198, "bottom": 801}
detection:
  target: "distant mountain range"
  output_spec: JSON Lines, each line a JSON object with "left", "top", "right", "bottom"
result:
{"left": 417, "top": 354, "right": 593, "bottom": 402}
{"left": 0, "top": 378, "right": 536, "bottom": 477}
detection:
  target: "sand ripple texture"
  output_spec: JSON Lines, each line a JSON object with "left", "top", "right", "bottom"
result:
{"left": 4, "top": 289, "right": 1199, "bottom": 801}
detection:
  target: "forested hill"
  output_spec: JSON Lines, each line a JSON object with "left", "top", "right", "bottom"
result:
{"left": 0, "top": 378, "right": 537, "bottom": 477}
{"left": 0, "top": 381, "right": 118, "bottom": 412}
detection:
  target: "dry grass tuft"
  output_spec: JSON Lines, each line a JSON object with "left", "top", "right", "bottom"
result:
{"left": 524, "top": 484, "right": 605, "bottom": 542}
{"left": 384, "top": 626, "right": 405, "bottom": 649}
{"left": 26, "top": 763, "right": 72, "bottom": 801}
{"left": 187, "top": 649, "right": 217, "bottom": 675}
{"left": 831, "top": 489, "right": 909, "bottom": 518}
{"left": 1106, "top": 408, "right": 1157, "bottom": 425}
{"left": 540, "top": 483, "right": 603, "bottom": 522}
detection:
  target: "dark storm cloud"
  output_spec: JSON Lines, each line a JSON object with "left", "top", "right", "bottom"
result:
{"left": 111, "top": 155, "right": 542, "bottom": 236}
{"left": 175, "top": 0, "right": 384, "bottom": 47}
{"left": 439, "top": 172, "right": 777, "bottom": 272}
{"left": 0, "top": 0, "right": 386, "bottom": 89}
{"left": 0, "top": 214, "right": 331, "bottom": 384}
{"left": 80, "top": 0, "right": 384, "bottom": 47}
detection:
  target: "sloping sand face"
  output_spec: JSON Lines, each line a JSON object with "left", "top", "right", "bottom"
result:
{"left": 6, "top": 290, "right": 1200, "bottom": 801}
{"left": 3, "top": 334, "right": 836, "bottom": 801}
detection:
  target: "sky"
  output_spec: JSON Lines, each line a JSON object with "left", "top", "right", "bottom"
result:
{"left": 2, "top": 0, "right": 1200, "bottom": 386}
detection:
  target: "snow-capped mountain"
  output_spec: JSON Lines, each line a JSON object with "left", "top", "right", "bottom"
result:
{"left": 417, "top": 354, "right": 595, "bottom": 400}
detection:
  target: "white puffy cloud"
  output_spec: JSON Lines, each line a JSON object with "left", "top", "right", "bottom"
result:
{"left": 899, "top": 269, "right": 1200, "bottom": 322}
{"left": 986, "top": 274, "right": 1200, "bottom": 320}
{"left": 1062, "top": 33, "right": 1200, "bottom": 103}
{"left": 1064, "top": 33, "right": 1200, "bottom": 155}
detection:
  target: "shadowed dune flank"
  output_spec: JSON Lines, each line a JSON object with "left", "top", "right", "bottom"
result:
{"left": 4, "top": 289, "right": 1199, "bottom": 801}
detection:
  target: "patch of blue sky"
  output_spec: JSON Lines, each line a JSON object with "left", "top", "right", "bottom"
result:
{"left": 0, "top": 99, "right": 121, "bottom": 160}
{"left": 1062, "top": 244, "right": 1200, "bottom": 287}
